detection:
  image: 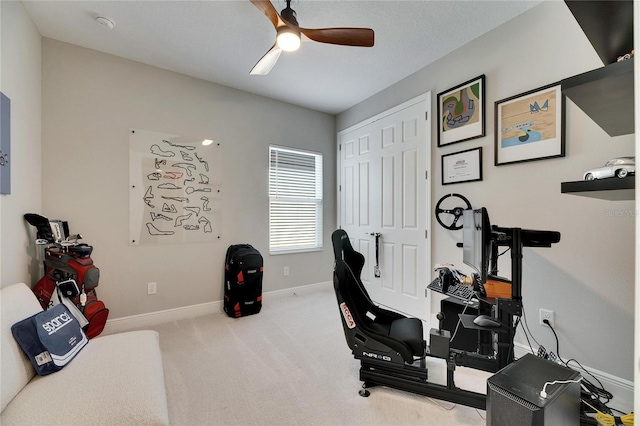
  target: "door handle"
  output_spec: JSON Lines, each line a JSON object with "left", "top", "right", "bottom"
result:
{"left": 370, "top": 232, "right": 381, "bottom": 278}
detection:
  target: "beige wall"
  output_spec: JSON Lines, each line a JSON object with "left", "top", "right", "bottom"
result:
{"left": 41, "top": 39, "right": 336, "bottom": 320}
{"left": 0, "top": 1, "right": 42, "bottom": 286}
{"left": 2, "top": 0, "right": 634, "bottom": 393}
{"left": 338, "top": 1, "right": 635, "bottom": 382}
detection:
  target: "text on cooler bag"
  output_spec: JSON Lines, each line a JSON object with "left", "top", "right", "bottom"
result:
{"left": 42, "top": 311, "right": 73, "bottom": 335}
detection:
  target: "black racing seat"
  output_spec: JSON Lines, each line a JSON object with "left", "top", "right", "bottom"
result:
{"left": 332, "top": 229, "right": 424, "bottom": 364}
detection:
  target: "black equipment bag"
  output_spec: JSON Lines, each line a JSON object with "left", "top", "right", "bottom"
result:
{"left": 224, "top": 244, "right": 263, "bottom": 318}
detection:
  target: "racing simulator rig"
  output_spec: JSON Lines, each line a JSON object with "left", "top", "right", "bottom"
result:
{"left": 331, "top": 207, "right": 560, "bottom": 409}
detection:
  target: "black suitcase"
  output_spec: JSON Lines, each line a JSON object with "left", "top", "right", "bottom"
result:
{"left": 224, "top": 244, "right": 263, "bottom": 318}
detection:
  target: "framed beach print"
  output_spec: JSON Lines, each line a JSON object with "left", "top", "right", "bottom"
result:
{"left": 441, "top": 147, "right": 482, "bottom": 185}
{"left": 494, "top": 83, "right": 565, "bottom": 166}
{"left": 437, "top": 75, "right": 485, "bottom": 147}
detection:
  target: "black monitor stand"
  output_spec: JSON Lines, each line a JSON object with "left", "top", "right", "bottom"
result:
{"left": 428, "top": 225, "right": 560, "bottom": 408}
{"left": 483, "top": 226, "right": 526, "bottom": 370}
{"left": 474, "top": 225, "right": 561, "bottom": 370}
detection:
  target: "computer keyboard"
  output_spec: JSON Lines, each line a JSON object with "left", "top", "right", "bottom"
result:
{"left": 427, "top": 277, "right": 475, "bottom": 301}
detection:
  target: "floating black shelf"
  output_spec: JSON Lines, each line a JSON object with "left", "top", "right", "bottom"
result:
{"left": 561, "top": 176, "right": 635, "bottom": 201}
{"left": 561, "top": 58, "right": 634, "bottom": 137}
{"left": 560, "top": 1, "right": 634, "bottom": 200}
{"left": 561, "top": 0, "right": 634, "bottom": 137}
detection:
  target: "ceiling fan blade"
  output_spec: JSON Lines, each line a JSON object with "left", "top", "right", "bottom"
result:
{"left": 250, "top": 0, "right": 284, "bottom": 28}
{"left": 250, "top": 44, "right": 283, "bottom": 75}
{"left": 300, "top": 27, "right": 374, "bottom": 47}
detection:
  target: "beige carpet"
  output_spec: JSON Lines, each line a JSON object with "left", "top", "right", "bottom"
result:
{"left": 143, "top": 285, "right": 489, "bottom": 425}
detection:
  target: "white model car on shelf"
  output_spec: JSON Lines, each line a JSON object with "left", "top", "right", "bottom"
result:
{"left": 583, "top": 157, "right": 635, "bottom": 180}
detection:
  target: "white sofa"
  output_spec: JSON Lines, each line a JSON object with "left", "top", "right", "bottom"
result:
{"left": 1, "top": 283, "right": 170, "bottom": 425}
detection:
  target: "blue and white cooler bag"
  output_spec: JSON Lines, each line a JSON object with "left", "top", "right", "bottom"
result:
{"left": 12, "top": 303, "right": 88, "bottom": 375}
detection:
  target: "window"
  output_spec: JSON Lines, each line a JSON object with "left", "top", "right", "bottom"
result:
{"left": 269, "top": 146, "right": 323, "bottom": 254}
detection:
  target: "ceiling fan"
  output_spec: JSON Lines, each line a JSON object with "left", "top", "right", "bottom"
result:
{"left": 249, "top": 0, "right": 375, "bottom": 75}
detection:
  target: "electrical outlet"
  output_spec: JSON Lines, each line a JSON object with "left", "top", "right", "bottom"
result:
{"left": 147, "top": 282, "right": 157, "bottom": 295}
{"left": 539, "top": 309, "right": 554, "bottom": 327}
{"left": 283, "top": 266, "right": 290, "bottom": 276}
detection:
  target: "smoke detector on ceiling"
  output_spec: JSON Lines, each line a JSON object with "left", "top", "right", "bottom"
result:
{"left": 95, "top": 16, "right": 115, "bottom": 30}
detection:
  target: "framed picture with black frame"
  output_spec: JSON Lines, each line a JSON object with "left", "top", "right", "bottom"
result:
{"left": 494, "top": 82, "right": 565, "bottom": 166}
{"left": 437, "top": 75, "right": 485, "bottom": 147}
{"left": 441, "top": 147, "right": 483, "bottom": 185}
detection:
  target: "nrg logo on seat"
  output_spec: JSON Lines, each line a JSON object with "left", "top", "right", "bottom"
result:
{"left": 362, "top": 352, "right": 392, "bottom": 362}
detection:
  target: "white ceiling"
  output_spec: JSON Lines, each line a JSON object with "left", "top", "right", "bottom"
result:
{"left": 22, "top": 0, "right": 543, "bottom": 115}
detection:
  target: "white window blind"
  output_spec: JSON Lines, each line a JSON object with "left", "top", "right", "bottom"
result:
{"left": 269, "top": 146, "right": 323, "bottom": 254}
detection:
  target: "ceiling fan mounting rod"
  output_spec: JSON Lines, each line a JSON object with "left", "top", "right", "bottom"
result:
{"left": 280, "top": 0, "right": 298, "bottom": 26}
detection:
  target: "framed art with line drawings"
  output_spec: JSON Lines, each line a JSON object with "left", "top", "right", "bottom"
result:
{"left": 437, "top": 75, "right": 485, "bottom": 147}
{"left": 494, "top": 82, "right": 565, "bottom": 166}
{"left": 129, "top": 128, "right": 222, "bottom": 245}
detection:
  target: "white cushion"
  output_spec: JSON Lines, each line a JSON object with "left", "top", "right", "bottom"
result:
{"left": 0, "top": 283, "right": 43, "bottom": 412}
{"left": 1, "top": 330, "right": 169, "bottom": 425}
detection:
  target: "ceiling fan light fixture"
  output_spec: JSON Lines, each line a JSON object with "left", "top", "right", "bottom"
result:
{"left": 276, "top": 27, "right": 300, "bottom": 52}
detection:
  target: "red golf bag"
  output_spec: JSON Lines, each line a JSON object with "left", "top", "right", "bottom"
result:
{"left": 26, "top": 214, "right": 109, "bottom": 339}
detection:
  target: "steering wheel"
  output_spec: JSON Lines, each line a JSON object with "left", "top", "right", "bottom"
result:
{"left": 435, "top": 193, "right": 472, "bottom": 230}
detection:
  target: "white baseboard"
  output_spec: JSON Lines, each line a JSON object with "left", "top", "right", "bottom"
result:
{"left": 514, "top": 343, "right": 634, "bottom": 414}
{"left": 103, "top": 280, "right": 332, "bottom": 336}
{"left": 103, "top": 299, "right": 222, "bottom": 335}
